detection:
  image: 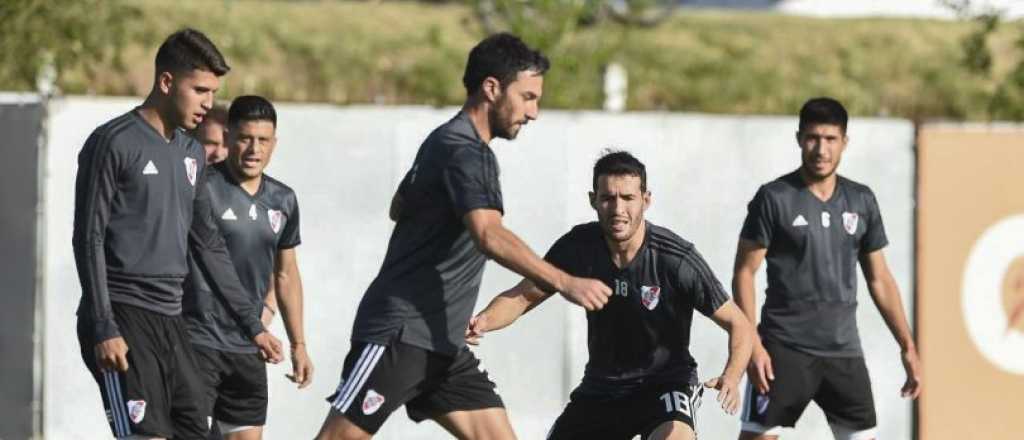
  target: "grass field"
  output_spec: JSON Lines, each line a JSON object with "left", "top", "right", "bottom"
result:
{"left": 7, "top": 0, "right": 1024, "bottom": 120}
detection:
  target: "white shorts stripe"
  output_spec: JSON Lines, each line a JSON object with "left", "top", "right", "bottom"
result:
{"left": 332, "top": 344, "right": 385, "bottom": 412}
{"left": 338, "top": 345, "right": 385, "bottom": 413}
{"left": 330, "top": 345, "right": 375, "bottom": 409}
{"left": 103, "top": 371, "right": 128, "bottom": 437}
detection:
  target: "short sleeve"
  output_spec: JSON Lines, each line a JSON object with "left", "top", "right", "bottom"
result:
{"left": 543, "top": 230, "right": 578, "bottom": 273}
{"left": 860, "top": 190, "right": 888, "bottom": 254}
{"left": 279, "top": 193, "right": 301, "bottom": 249}
{"left": 739, "top": 186, "right": 774, "bottom": 247}
{"left": 677, "top": 249, "right": 730, "bottom": 317}
{"left": 442, "top": 144, "right": 503, "bottom": 218}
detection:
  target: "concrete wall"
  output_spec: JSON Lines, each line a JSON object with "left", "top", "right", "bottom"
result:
{"left": 42, "top": 97, "right": 915, "bottom": 439}
{"left": 0, "top": 95, "right": 44, "bottom": 440}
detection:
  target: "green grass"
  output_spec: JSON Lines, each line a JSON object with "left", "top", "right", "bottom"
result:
{"left": 8, "top": 0, "right": 1024, "bottom": 120}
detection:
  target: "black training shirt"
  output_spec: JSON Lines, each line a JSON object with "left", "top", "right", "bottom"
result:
{"left": 545, "top": 221, "right": 730, "bottom": 399}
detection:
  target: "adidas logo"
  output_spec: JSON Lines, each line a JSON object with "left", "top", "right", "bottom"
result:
{"left": 792, "top": 215, "right": 808, "bottom": 227}
{"left": 142, "top": 160, "right": 158, "bottom": 175}
{"left": 221, "top": 208, "right": 237, "bottom": 220}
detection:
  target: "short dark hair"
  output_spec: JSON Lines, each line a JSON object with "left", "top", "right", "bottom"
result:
{"left": 799, "top": 97, "right": 848, "bottom": 133}
{"left": 593, "top": 150, "right": 647, "bottom": 193}
{"left": 155, "top": 28, "right": 230, "bottom": 76}
{"left": 462, "top": 33, "right": 550, "bottom": 95}
{"left": 187, "top": 102, "right": 227, "bottom": 137}
{"left": 228, "top": 95, "right": 277, "bottom": 128}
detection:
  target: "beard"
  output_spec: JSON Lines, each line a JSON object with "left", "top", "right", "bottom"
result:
{"left": 488, "top": 96, "right": 520, "bottom": 140}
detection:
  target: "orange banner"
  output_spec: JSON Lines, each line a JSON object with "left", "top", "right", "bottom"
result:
{"left": 918, "top": 125, "right": 1024, "bottom": 439}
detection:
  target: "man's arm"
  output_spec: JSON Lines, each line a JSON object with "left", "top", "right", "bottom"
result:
{"left": 860, "top": 249, "right": 921, "bottom": 399}
{"left": 262, "top": 273, "right": 277, "bottom": 327}
{"left": 190, "top": 169, "right": 283, "bottom": 363}
{"left": 71, "top": 133, "right": 129, "bottom": 372}
{"left": 275, "top": 247, "right": 312, "bottom": 388}
{"left": 463, "top": 209, "right": 611, "bottom": 310}
{"left": 703, "top": 300, "right": 754, "bottom": 415}
{"left": 732, "top": 238, "right": 772, "bottom": 393}
{"left": 466, "top": 279, "right": 553, "bottom": 344}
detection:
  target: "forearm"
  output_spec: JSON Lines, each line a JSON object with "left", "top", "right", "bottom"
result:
{"left": 477, "top": 292, "right": 536, "bottom": 333}
{"left": 194, "top": 246, "right": 265, "bottom": 338}
{"left": 478, "top": 225, "right": 567, "bottom": 293}
{"left": 731, "top": 271, "right": 761, "bottom": 345}
{"left": 73, "top": 243, "right": 120, "bottom": 342}
{"left": 275, "top": 269, "right": 306, "bottom": 346}
{"left": 721, "top": 319, "right": 754, "bottom": 380}
{"left": 870, "top": 278, "right": 916, "bottom": 351}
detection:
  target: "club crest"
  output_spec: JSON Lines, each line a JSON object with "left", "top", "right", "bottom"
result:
{"left": 268, "top": 209, "right": 283, "bottom": 234}
{"left": 641, "top": 285, "right": 661, "bottom": 310}
{"left": 127, "top": 399, "right": 146, "bottom": 424}
{"left": 184, "top": 157, "right": 197, "bottom": 186}
{"left": 362, "top": 389, "right": 385, "bottom": 415}
{"left": 842, "top": 212, "right": 859, "bottom": 235}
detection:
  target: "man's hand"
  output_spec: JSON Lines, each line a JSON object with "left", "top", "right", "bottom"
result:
{"left": 286, "top": 343, "right": 314, "bottom": 389}
{"left": 559, "top": 276, "right": 612, "bottom": 311}
{"left": 704, "top": 375, "right": 742, "bottom": 415}
{"left": 900, "top": 347, "right": 922, "bottom": 399}
{"left": 747, "top": 343, "right": 774, "bottom": 394}
{"left": 95, "top": 337, "right": 130, "bottom": 372}
{"left": 253, "top": 331, "right": 284, "bottom": 364}
{"left": 465, "top": 315, "right": 488, "bottom": 346}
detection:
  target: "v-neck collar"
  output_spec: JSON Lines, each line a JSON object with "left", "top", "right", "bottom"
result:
{"left": 131, "top": 107, "right": 178, "bottom": 145}
{"left": 218, "top": 161, "right": 266, "bottom": 200}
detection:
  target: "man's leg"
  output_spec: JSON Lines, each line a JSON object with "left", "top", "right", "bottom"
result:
{"left": 77, "top": 304, "right": 178, "bottom": 438}
{"left": 317, "top": 341, "right": 428, "bottom": 440}
{"left": 168, "top": 317, "right": 213, "bottom": 439}
{"left": 815, "top": 356, "right": 878, "bottom": 440}
{"left": 738, "top": 341, "right": 823, "bottom": 440}
{"left": 638, "top": 383, "right": 703, "bottom": 440}
{"left": 404, "top": 347, "right": 512, "bottom": 440}
{"left": 212, "top": 351, "right": 269, "bottom": 440}
{"left": 433, "top": 407, "right": 516, "bottom": 440}
{"left": 647, "top": 421, "right": 695, "bottom": 440}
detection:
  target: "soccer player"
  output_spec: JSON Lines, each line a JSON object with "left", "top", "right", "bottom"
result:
{"left": 466, "top": 151, "right": 754, "bottom": 440}
{"left": 73, "top": 29, "right": 282, "bottom": 439}
{"left": 734, "top": 97, "right": 921, "bottom": 440}
{"left": 315, "top": 33, "right": 612, "bottom": 440}
{"left": 188, "top": 102, "right": 229, "bottom": 164}
{"left": 183, "top": 95, "right": 313, "bottom": 440}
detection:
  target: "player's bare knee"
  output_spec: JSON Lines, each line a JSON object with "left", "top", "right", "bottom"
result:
{"left": 647, "top": 421, "right": 695, "bottom": 440}
{"left": 316, "top": 412, "right": 371, "bottom": 440}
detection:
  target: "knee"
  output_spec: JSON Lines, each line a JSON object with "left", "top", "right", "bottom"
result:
{"left": 316, "top": 412, "right": 371, "bottom": 440}
{"left": 738, "top": 432, "right": 779, "bottom": 440}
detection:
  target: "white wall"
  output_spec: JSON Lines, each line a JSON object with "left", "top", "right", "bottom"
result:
{"left": 43, "top": 97, "right": 915, "bottom": 439}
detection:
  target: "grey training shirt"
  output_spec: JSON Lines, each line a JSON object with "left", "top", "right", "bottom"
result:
{"left": 184, "top": 162, "right": 301, "bottom": 353}
{"left": 72, "top": 109, "right": 264, "bottom": 345}
{"left": 351, "top": 111, "right": 503, "bottom": 355}
{"left": 740, "top": 170, "right": 888, "bottom": 357}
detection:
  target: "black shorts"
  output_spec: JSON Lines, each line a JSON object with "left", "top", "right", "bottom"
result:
{"left": 193, "top": 345, "right": 268, "bottom": 427}
{"left": 547, "top": 382, "right": 703, "bottom": 440}
{"left": 325, "top": 340, "right": 504, "bottom": 434}
{"left": 77, "top": 303, "right": 207, "bottom": 439}
{"left": 741, "top": 340, "right": 877, "bottom": 431}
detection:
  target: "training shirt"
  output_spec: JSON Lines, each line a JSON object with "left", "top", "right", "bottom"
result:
{"left": 184, "top": 162, "right": 301, "bottom": 353}
{"left": 740, "top": 170, "right": 888, "bottom": 357}
{"left": 545, "top": 221, "right": 730, "bottom": 399}
{"left": 351, "top": 111, "right": 503, "bottom": 355}
{"left": 72, "top": 109, "right": 264, "bottom": 345}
